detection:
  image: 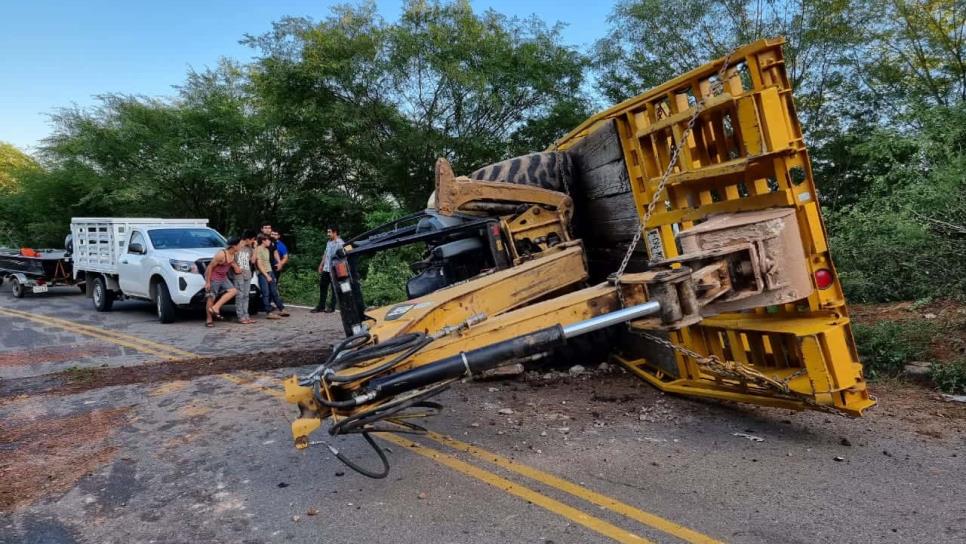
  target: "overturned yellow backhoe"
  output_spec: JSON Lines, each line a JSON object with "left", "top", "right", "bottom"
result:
{"left": 283, "top": 38, "right": 874, "bottom": 478}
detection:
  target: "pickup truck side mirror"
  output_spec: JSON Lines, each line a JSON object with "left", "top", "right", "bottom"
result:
{"left": 129, "top": 242, "right": 146, "bottom": 255}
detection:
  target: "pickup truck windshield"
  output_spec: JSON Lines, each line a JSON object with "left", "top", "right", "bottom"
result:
{"left": 148, "top": 228, "right": 225, "bottom": 250}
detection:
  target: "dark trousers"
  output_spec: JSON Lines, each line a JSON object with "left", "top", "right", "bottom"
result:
{"left": 258, "top": 273, "right": 284, "bottom": 312}
{"left": 317, "top": 271, "right": 337, "bottom": 310}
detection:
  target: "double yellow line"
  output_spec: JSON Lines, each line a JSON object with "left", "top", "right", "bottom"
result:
{"left": 0, "top": 305, "right": 722, "bottom": 544}
{"left": 0, "top": 306, "right": 195, "bottom": 360}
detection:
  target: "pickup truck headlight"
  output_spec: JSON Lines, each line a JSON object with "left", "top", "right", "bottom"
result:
{"left": 169, "top": 259, "right": 198, "bottom": 273}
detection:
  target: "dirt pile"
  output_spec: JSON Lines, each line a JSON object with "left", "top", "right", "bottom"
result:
{"left": 0, "top": 347, "right": 331, "bottom": 400}
{"left": 0, "top": 407, "right": 129, "bottom": 511}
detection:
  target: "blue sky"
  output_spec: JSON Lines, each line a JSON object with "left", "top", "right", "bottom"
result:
{"left": 0, "top": 1, "right": 613, "bottom": 153}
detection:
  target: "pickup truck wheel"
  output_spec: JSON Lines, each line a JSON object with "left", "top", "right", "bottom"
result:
{"left": 155, "top": 282, "right": 177, "bottom": 324}
{"left": 11, "top": 277, "right": 25, "bottom": 298}
{"left": 92, "top": 277, "right": 114, "bottom": 311}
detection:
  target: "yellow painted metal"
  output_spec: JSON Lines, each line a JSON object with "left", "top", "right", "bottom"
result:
{"left": 553, "top": 38, "right": 872, "bottom": 415}
{"left": 286, "top": 40, "right": 874, "bottom": 447}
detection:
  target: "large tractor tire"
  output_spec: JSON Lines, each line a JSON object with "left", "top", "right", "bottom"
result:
{"left": 470, "top": 152, "right": 575, "bottom": 194}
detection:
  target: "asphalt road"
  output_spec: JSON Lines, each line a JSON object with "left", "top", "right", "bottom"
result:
{"left": 1, "top": 287, "right": 964, "bottom": 543}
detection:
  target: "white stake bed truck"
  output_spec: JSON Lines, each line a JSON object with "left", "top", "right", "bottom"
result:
{"left": 70, "top": 218, "right": 259, "bottom": 323}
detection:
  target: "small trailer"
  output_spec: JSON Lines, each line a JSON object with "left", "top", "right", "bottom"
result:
{"left": 0, "top": 247, "right": 82, "bottom": 298}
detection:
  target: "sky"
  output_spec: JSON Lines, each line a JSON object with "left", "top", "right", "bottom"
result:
{"left": 0, "top": 0, "right": 613, "bottom": 153}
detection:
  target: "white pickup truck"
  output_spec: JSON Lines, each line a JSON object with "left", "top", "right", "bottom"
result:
{"left": 70, "top": 218, "right": 259, "bottom": 323}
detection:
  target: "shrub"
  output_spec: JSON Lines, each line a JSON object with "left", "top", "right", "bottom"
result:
{"left": 278, "top": 269, "right": 320, "bottom": 307}
{"left": 852, "top": 320, "right": 936, "bottom": 379}
{"left": 929, "top": 359, "right": 966, "bottom": 394}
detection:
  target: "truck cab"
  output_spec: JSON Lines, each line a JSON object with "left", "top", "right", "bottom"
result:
{"left": 71, "top": 218, "right": 259, "bottom": 323}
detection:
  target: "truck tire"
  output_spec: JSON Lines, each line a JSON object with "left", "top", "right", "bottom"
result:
{"left": 11, "top": 277, "right": 25, "bottom": 298}
{"left": 470, "top": 152, "right": 575, "bottom": 194}
{"left": 92, "top": 276, "right": 114, "bottom": 312}
{"left": 155, "top": 282, "right": 177, "bottom": 324}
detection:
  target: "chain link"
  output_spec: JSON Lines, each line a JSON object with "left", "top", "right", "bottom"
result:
{"left": 609, "top": 50, "right": 810, "bottom": 397}
{"left": 614, "top": 51, "right": 734, "bottom": 310}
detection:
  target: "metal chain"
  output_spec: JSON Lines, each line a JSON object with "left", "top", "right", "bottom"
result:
{"left": 614, "top": 51, "right": 735, "bottom": 310}
{"left": 609, "top": 50, "right": 813, "bottom": 397}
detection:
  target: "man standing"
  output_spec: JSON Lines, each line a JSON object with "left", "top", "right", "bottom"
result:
{"left": 232, "top": 231, "right": 256, "bottom": 325}
{"left": 311, "top": 227, "right": 344, "bottom": 313}
{"left": 271, "top": 230, "right": 289, "bottom": 279}
{"left": 256, "top": 234, "right": 286, "bottom": 319}
{"left": 258, "top": 223, "right": 287, "bottom": 315}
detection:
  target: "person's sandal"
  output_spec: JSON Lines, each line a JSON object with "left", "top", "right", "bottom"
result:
{"left": 278, "top": 311, "right": 290, "bottom": 317}
{"left": 266, "top": 313, "right": 281, "bottom": 320}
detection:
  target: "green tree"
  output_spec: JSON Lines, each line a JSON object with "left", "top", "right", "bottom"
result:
{"left": 0, "top": 142, "right": 38, "bottom": 192}
{"left": 245, "top": 0, "right": 589, "bottom": 210}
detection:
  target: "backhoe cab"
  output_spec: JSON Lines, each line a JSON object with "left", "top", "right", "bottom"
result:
{"left": 285, "top": 39, "right": 875, "bottom": 478}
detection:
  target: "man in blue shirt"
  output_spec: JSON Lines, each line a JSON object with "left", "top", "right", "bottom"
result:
{"left": 311, "top": 227, "right": 344, "bottom": 313}
{"left": 271, "top": 230, "right": 289, "bottom": 277}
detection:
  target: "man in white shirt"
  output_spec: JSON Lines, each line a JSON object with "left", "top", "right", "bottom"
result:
{"left": 311, "top": 227, "right": 345, "bottom": 313}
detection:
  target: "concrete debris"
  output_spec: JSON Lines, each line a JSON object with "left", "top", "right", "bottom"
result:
{"left": 833, "top": 456, "right": 845, "bottom": 462}
{"left": 417, "top": 492, "right": 428, "bottom": 500}
{"left": 557, "top": 427, "right": 570, "bottom": 434}
{"left": 597, "top": 362, "right": 612, "bottom": 373}
{"left": 924, "top": 313, "right": 937, "bottom": 319}
{"left": 840, "top": 437, "right": 852, "bottom": 447}
{"left": 487, "top": 387, "right": 500, "bottom": 393}
{"left": 292, "top": 515, "right": 301, "bottom": 522}
{"left": 498, "top": 408, "right": 515, "bottom": 415}
{"left": 306, "top": 507, "right": 319, "bottom": 516}
{"left": 733, "top": 432, "right": 765, "bottom": 442}
{"left": 568, "top": 365, "right": 585, "bottom": 376}
{"left": 540, "top": 431, "right": 548, "bottom": 436}
{"left": 941, "top": 394, "right": 966, "bottom": 403}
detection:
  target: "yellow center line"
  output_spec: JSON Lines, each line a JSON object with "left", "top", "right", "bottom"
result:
{"left": 0, "top": 306, "right": 196, "bottom": 359}
{"left": 421, "top": 431, "right": 723, "bottom": 544}
{"left": 1, "top": 307, "right": 716, "bottom": 543}
{"left": 0, "top": 307, "right": 190, "bottom": 360}
{"left": 378, "top": 433, "right": 652, "bottom": 544}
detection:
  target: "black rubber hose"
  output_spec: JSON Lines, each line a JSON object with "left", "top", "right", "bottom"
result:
{"left": 327, "top": 334, "right": 431, "bottom": 383}
{"left": 332, "top": 431, "right": 389, "bottom": 479}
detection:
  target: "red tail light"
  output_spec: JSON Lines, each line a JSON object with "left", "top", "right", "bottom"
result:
{"left": 490, "top": 223, "right": 502, "bottom": 237}
{"left": 333, "top": 261, "right": 349, "bottom": 280}
{"left": 814, "top": 268, "right": 834, "bottom": 290}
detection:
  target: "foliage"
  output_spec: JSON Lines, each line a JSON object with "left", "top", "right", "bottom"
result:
{"left": 826, "top": 103, "right": 966, "bottom": 301}
{"left": 0, "top": 142, "right": 38, "bottom": 192}
{"left": 245, "top": 0, "right": 590, "bottom": 210}
{"left": 278, "top": 268, "right": 321, "bottom": 307}
{"left": 852, "top": 320, "right": 937, "bottom": 379}
{"left": 929, "top": 358, "right": 966, "bottom": 394}
{"left": 594, "top": 0, "right": 872, "bottom": 138}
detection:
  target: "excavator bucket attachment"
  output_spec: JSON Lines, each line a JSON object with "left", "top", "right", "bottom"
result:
{"left": 554, "top": 38, "right": 874, "bottom": 415}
